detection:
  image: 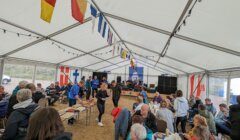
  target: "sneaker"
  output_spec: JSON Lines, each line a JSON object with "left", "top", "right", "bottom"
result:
{"left": 98, "top": 122, "right": 104, "bottom": 127}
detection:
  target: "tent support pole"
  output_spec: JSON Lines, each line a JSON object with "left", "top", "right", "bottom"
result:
{"left": 226, "top": 73, "right": 231, "bottom": 106}
{"left": 0, "top": 59, "right": 5, "bottom": 84}
{"left": 55, "top": 65, "right": 59, "bottom": 82}
{"left": 206, "top": 73, "right": 210, "bottom": 98}
{"left": 186, "top": 74, "right": 189, "bottom": 98}
{"left": 32, "top": 64, "right": 37, "bottom": 84}
{"left": 147, "top": 66, "right": 149, "bottom": 85}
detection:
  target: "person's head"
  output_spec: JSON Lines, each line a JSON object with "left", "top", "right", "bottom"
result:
{"left": 160, "top": 100, "right": 168, "bottom": 108}
{"left": 176, "top": 90, "right": 183, "bottom": 97}
{"left": 102, "top": 77, "right": 106, "bottom": 80}
{"left": 0, "top": 85, "right": 4, "bottom": 93}
{"left": 192, "top": 125, "right": 210, "bottom": 140}
{"left": 141, "top": 86, "right": 146, "bottom": 91}
{"left": 237, "top": 95, "right": 240, "bottom": 104}
{"left": 27, "top": 107, "right": 65, "bottom": 140}
{"left": 50, "top": 83, "right": 55, "bottom": 88}
{"left": 198, "top": 104, "right": 206, "bottom": 111}
{"left": 37, "top": 83, "right": 42, "bottom": 88}
{"left": 193, "top": 114, "right": 208, "bottom": 127}
{"left": 89, "top": 76, "right": 92, "bottom": 80}
{"left": 78, "top": 80, "right": 84, "bottom": 87}
{"left": 16, "top": 89, "right": 32, "bottom": 103}
{"left": 205, "top": 98, "right": 212, "bottom": 105}
{"left": 132, "top": 115, "right": 144, "bottom": 124}
{"left": 136, "top": 96, "right": 143, "bottom": 103}
{"left": 219, "top": 103, "right": 228, "bottom": 112}
{"left": 130, "top": 123, "right": 147, "bottom": 140}
{"left": 94, "top": 76, "right": 97, "bottom": 80}
{"left": 19, "top": 80, "right": 28, "bottom": 89}
{"left": 195, "top": 96, "right": 201, "bottom": 101}
{"left": 55, "top": 81, "right": 59, "bottom": 86}
{"left": 155, "top": 92, "right": 160, "bottom": 96}
{"left": 111, "top": 80, "right": 116, "bottom": 87}
{"left": 25, "top": 83, "right": 36, "bottom": 93}
{"left": 140, "top": 104, "right": 149, "bottom": 118}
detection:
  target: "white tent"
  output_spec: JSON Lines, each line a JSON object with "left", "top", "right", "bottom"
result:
{"left": 0, "top": 0, "right": 240, "bottom": 100}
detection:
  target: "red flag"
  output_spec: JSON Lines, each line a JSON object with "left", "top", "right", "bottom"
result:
{"left": 190, "top": 74, "right": 195, "bottom": 96}
{"left": 59, "top": 66, "right": 70, "bottom": 86}
{"left": 71, "top": 0, "right": 87, "bottom": 23}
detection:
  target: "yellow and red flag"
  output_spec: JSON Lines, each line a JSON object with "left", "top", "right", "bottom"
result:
{"left": 40, "top": 0, "right": 56, "bottom": 23}
{"left": 71, "top": 0, "right": 87, "bottom": 23}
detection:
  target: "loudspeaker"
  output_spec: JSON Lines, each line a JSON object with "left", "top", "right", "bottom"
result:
{"left": 117, "top": 76, "right": 121, "bottom": 84}
{"left": 158, "top": 76, "right": 177, "bottom": 94}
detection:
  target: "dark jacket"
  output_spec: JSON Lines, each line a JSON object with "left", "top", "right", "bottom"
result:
{"left": 32, "top": 91, "right": 45, "bottom": 103}
{"left": 115, "top": 108, "right": 131, "bottom": 140}
{"left": 6, "top": 94, "right": 18, "bottom": 117}
{"left": 52, "top": 132, "right": 72, "bottom": 140}
{"left": 229, "top": 104, "right": 240, "bottom": 140}
{"left": 3, "top": 103, "right": 39, "bottom": 140}
{"left": 134, "top": 110, "right": 158, "bottom": 133}
{"left": 111, "top": 86, "right": 121, "bottom": 100}
{"left": 96, "top": 90, "right": 109, "bottom": 104}
{"left": 192, "top": 99, "right": 203, "bottom": 110}
{"left": 0, "top": 99, "right": 8, "bottom": 118}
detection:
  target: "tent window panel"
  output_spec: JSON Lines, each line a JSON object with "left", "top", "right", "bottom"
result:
{"left": 229, "top": 78, "right": 240, "bottom": 105}
{"left": 35, "top": 66, "right": 55, "bottom": 89}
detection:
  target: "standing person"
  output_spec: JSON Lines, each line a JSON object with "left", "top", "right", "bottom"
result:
{"left": 205, "top": 98, "right": 217, "bottom": 116}
{"left": 229, "top": 95, "right": 240, "bottom": 140}
{"left": 68, "top": 81, "right": 83, "bottom": 107}
{"left": 78, "top": 80, "right": 85, "bottom": 99}
{"left": 174, "top": 90, "right": 189, "bottom": 133}
{"left": 85, "top": 76, "right": 92, "bottom": 100}
{"left": 96, "top": 83, "right": 109, "bottom": 127}
{"left": 156, "top": 100, "right": 174, "bottom": 133}
{"left": 140, "top": 86, "right": 148, "bottom": 104}
{"left": 111, "top": 80, "right": 121, "bottom": 107}
{"left": 26, "top": 107, "right": 72, "bottom": 140}
{"left": 91, "top": 76, "right": 99, "bottom": 98}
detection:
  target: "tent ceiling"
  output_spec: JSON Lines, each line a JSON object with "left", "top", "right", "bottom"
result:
{"left": 0, "top": 0, "right": 239, "bottom": 75}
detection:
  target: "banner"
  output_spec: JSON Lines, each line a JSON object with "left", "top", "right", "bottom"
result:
{"left": 59, "top": 66, "right": 70, "bottom": 86}
{"left": 189, "top": 74, "right": 206, "bottom": 99}
{"left": 129, "top": 67, "right": 143, "bottom": 81}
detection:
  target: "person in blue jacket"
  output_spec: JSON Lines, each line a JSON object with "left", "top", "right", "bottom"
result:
{"left": 68, "top": 81, "right": 83, "bottom": 107}
{"left": 91, "top": 76, "right": 99, "bottom": 98}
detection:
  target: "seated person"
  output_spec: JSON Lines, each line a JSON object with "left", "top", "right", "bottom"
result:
{"left": 36, "top": 83, "right": 45, "bottom": 94}
{"left": 152, "top": 92, "right": 162, "bottom": 104}
{"left": 128, "top": 123, "right": 147, "bottom": 140}
{"left": 184, "top": 115, "right": 211, "bottom": 140}
{"left": 0, "top": 86, "right": 10, "bottom": 118}
{"left": 188, "top": 96, "right": 203, "bottom": 122}
{"left": 32, "top": 91, "right": 45, "bottom": 104}
{"left": 133, "top": 104, "right": 158, "bottom": 133}
{"left": 156, "top": 100, "right": 174, "bottom": 133}
{"left": 205, "top": 98, "right": 217, "bottom": 116}
{"left": 229, "top": 95, "right": 240, "bottom": 140}
{"left": 215, "top": 103, "right": 231, "bottom": 135}
{"left": 3, "top": 89, "right": 39, "bottom": 140}
{"left": 45, "top": 83, "right": 59, "bottom": 105}
{"left": 133, "top": 96, "right": 144, "bottom": 112}
{"left": 27, "top": 107, "right": 72, "bottom": 140}
{"left": 198, "top": 104, "right": 216, "bottom": 135}
{"left": 0, "top": 85, "right": 9, "bottom": 100}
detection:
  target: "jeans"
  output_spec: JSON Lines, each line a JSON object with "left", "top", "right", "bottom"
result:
{"left": 216, "top": 122, "right": 231, "bottom": 135}
{"left": 112, "top": 98, "right": 120, "bottom": 107}
{"left": 92, "top": 88, "right": 98, "bottom": 98}
{"left": 97, "top": 103, "right": 105, "bottom": 122}
{"left": 176, "top": 116, "right": 187, "bottom": 133}
{"left": 69, "top": 99, "right": 76, "bottom": 107}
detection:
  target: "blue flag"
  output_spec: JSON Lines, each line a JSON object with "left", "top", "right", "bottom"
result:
{"left": 98, "top": 13, "right": 107, "bottom": 37}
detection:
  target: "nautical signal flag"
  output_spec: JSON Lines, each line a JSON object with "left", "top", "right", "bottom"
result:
{"left": 71, "top": 0, "right": 87, "bottom": 23}
{"left": 90, "top": 4, "right": 97, "bottom": 33}
{"left": 98, "top": 13, "right": 107, "bottom": 38}
{"left": 107, "top": 29, "right": 113, "bottom": 45}
{"left": 40, "top": 0, "right": 56, "bottom": 23}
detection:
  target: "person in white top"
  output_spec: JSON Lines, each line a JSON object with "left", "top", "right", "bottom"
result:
{"left": 133, "top": 96, "right": 144, "bottom": 112}
{"left": 156, "top": 100, "right": 174, "bottom": 133}
{"left": 174, "top": 90, "right": 189, "bottom": 133}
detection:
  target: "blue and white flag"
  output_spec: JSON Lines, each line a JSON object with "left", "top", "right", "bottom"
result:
{"left": 90, "top": 4, "right": 97, "bottom": 33}
{"left": 107, "top": 28, "right": 113, "bottom": 45}
{"left": 98, "top": 13, "right": 107, "bottom": 38}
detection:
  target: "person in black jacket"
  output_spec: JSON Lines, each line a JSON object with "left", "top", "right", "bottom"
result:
{"left": 229, "top": 95, "right": 240, "bottom": 140}
{"left": 111, "top": 80, "right": 121, "bottom": 107}
{"left": 3, "top": 89, "right": 39, "bottom": 140}
{"left": 27, "top": 107, "right": 72, "bottom": 140}
{"left": 96, "top": 83, "right": 109, "bottom": 127}
{"left": 133, "top": 104, "right": 158, "bottom": 133}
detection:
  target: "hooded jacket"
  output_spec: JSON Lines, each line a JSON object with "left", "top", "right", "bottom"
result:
{"left": 52, "top": 132, "right": 72, "bottom": 140}
{"left": 3, "top": 99, "right": 39, "bottom": 140}
{"left": 174, "top": 97, "right": 189, "bottom": 117}
{"left": 198, "top": 110, "right": 216, "bottom": 134}
{"left": 229, "top": 104, "right": 240, "bottom": 140}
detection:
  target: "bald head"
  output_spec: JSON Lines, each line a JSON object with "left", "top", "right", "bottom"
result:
{"left": 141, "top": 104, "right": 149, "bottom": 118}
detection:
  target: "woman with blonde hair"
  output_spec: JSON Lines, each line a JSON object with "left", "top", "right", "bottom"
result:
{"left": 184, "top": 115, "right": 211, "bottom": 140}
{"left": 156, "top": 100, "right": 174, "bottom": 132}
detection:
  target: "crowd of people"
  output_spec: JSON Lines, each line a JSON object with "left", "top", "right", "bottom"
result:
{"left": 0, "top": 76, "right": 240, "bottom": 140}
